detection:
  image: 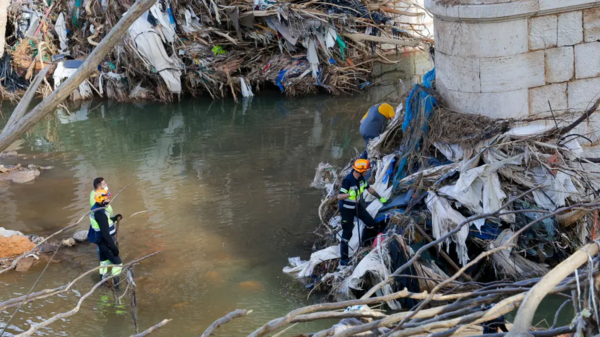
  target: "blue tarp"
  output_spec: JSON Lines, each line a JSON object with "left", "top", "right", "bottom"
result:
{"left": 393, "top": 68, "right": 438, "bottom": 191}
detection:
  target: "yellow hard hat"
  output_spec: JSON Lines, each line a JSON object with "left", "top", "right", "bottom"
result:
{"left": 378, "top": 103, "right": 395, "bottom": 119}
{"left": 94, "top": 190, "right": 111, "bottom": 204}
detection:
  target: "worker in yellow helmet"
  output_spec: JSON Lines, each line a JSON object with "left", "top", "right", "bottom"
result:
{"left": 90, "top": 190, "right": 123, "bottom": 288}
{"left": 359, "top": 103, "right": 395, "bottom": 159}
{"left": 337, "top": 159, "right": 387, "bottom": 267}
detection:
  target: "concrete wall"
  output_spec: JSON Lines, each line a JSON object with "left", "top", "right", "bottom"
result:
{"left": 371, "top": 50, "right": 434, "bottom": 102}
{"left": 426, "top": 0, "right": 600, "bottom": 140}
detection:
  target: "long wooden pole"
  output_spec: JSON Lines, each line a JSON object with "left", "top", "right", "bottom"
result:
{"left": 1, "top": 66, "right": 50, "bottom": 135}
{"left": 0, "top": 0, "right": 157, "bottom": 153}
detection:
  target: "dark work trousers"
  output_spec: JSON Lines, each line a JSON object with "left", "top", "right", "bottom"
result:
{"left": 339, "top": 204, "right": 379, "bottom": 265}
{"left": 97, "top": 243, "right": 122, "bottom": 266}
{"left": 96, "top": 234, "right": 116, "bottom": 261}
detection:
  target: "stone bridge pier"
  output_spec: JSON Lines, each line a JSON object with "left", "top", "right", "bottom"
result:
{"left": 425, "top": 0, "right": 600, "bottom": 139}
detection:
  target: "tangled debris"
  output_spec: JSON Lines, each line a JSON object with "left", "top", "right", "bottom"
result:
{"left": 0, "top": 0, "right": 431, "bottom": 101}
{"left": 277, "top": 68, "right": 600, "bottom": 336}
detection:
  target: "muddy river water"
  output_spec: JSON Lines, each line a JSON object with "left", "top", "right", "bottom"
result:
{"left": 0, "top": 94, "right": 381, "bottom": 336}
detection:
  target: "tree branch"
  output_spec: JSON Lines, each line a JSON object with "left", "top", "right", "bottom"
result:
{"left": 201, "top": 309, "right": 252, "bottom": 337}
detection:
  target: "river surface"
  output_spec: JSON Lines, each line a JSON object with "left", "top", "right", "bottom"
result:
{"left": 0, "top": 94, "right": 382, "bottom": 336}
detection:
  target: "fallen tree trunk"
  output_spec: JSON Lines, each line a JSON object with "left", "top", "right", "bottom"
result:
{"left": 506, "top": 242, "right": 600, "bottom": 337}
{"left": 1, "top": 66, "right": 50, "bottom": 136}
{"left": 0, "top": 0, "right": 157, "bottom": 153}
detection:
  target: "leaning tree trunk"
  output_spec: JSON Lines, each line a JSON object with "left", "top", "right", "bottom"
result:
{"left": 0, "top": 0, "right": 9, "bottom": 58}
{"left": 0, "top": 0, "right": 157, "bottom": 153}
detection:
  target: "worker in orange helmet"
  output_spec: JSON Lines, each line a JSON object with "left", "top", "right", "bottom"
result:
{"left": 337, "top": 159, "right": 388, "bottom": 267}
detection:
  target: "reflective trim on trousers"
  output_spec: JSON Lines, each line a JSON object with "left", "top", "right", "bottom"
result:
{"left": 99, "top": 260, "right": 110, "bottom": 275}
{"left": 111, "top": 265, "right": 123, "bottom": 276}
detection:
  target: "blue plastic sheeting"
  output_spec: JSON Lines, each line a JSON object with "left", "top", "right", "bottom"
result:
{"left": 375, "top": 209, "right": 404, "bottom": 223}
{"left": 64, "top": 60, "right": 84, "bottom": 69}
{"left": 276, "top": 70, "right": 287, "bottom": 92}
{"left": 402, "top": 68, "right": 436, "bottom": 133}
{"left": 379, "top": 190, "right": 414, "bottom": 212}
{"left": 392, "top": 68, "right": 438, "bottom": 191}
{"left": 469, "top": 222, "right": 503, "bottom": 241}
{"left": 383, "top": 157, "right": 396, "bottom": 184}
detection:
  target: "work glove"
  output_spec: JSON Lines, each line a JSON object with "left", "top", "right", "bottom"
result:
{"left": 349, "top": 190, "right": 357, "bottom": 198}
{"left": 111, "top": 214, "right": 123, "bottom": 222}
{"left": 379, "top": 197, "right": 388, "bottom": 204}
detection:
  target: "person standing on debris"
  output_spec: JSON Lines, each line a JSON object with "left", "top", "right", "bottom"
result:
{"left": 90, "top": 191, "right": 123, "bottom": 288}
{"left": 359, "top": 103, "right": 396, "bottom": 159}
{"left": 337, "top": 159, "right": 387, "bottom": 267}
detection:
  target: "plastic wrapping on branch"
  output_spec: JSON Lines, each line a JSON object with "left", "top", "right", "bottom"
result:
{"left": 0, "top": 0, "right": 431, "bottom": 101}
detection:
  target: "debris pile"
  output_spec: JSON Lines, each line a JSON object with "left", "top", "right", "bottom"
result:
{"left": 280, "top": 68, "right": 600, "bottom": 335}
{"left": 1, "top": 0, "right": 431, "bottom": 101}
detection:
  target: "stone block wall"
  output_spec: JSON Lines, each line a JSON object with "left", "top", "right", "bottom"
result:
{"left": 426, "top": 0, "right": 600, "bottom": 139}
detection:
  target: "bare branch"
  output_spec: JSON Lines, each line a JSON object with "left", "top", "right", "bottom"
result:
{"left": 131, "top": 319, "right": 172, "bottom": 337}
{"left": 201, "top": 309, "right": 252, "bottom": 337}
{"left": 13, "top": 251, "right": 160, "bottom": 337}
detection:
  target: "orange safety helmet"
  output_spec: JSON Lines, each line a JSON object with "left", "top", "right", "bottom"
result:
{"left": 94, "top": 190, "right": 112, "bottom": 204}
{"left": 353, "top": 159, "right": 370, "bottom": 173}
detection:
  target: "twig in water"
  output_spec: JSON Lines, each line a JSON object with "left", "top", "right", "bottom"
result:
{"left": 551, "top": 299, "right": 571, "bottom": 329}
{"left": 201, "top": 309, "right": 252, "bottom": 337}
{"left": 0, "top": 252, "right": 160, "bottom": 312}
{"left": 130, "top": 319, "right": 172, "bottom": 337}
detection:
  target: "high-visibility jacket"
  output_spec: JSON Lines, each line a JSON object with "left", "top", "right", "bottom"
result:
{"left": 338, "top": 171, "right": 368, "bottom": 210}
{"left": 89, "top": 204, "right": 115, "bottom": 243}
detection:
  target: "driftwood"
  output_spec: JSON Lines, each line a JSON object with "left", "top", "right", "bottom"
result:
{"left": 0, "top": 0, "right": 157, "bottom": 153}
{"left": 201, "top": 309, "right": 252, "bottom": 337}
{"left": 507, "top": 242, "right": 600, "bottom": 337}
{"left": 558, "top": 96, "right": 600, "bottom": 136}
{"left": 0, "top": 251, "right": 160, "bottom": 312}
{"left": 1, "top": 66, "right": 50, "bottom": 135}
{"left": 10, "top": 252, "right": 160, "bottom": 337}
{"left": 558, "top": 209, "right": 588, "bottom": 227}
{"left": 131, "top": 319, "right": 172, "bottom": 337}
